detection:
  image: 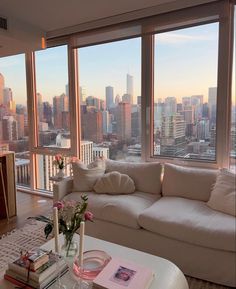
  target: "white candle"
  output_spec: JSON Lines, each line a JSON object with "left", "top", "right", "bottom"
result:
{"left": 53, "top": 207, "right": 59, "bottom": 253}
{"left": 78, "top": 221, "right": 85, "bottom": 268}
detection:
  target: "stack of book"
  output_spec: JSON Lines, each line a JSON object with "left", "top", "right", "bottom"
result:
{"left": 4, "top": 248, "right": 68, "bottom": 289}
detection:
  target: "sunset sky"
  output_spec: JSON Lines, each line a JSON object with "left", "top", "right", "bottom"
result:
{"left": 0, "top": 22, "right": 235, "bottom": 106}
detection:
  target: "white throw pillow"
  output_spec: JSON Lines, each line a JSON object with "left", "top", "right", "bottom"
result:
{"left": 207, "top": 169, "right": 236, "bottom": 217}
{"left": 72, "top": 160, "right": 105, "bottom": 192}
{"left": 94, "top": 171, "right": 135, "bottom": 194}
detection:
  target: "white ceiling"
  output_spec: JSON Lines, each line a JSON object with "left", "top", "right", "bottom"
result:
{"left": 0, "top": 0, "right": 212, "bottom": 57}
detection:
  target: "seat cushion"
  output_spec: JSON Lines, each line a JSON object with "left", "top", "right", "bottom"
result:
{"left": 207, "top": 169, "right": 236, "bottom": 216}
{"left": 163, "top": 163, "right": 217, "bottom": 201}
{"left": 63, "top": 191, "right": 160, "bottom": 229}
{"left": 105, "top": 160, "right": 162, "bottom": 195}
{"left": 138, "top": 197, "right": 236, "bottom": 252}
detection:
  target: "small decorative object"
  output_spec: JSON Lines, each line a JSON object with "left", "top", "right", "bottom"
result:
{"left": 73, "top": 250, "right": 111, "bottom": 280}
{"left": 53, "top": 154, "right": 65, "bottom": 178}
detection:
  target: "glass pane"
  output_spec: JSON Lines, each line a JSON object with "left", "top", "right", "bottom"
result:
{"left": 78, "top": 38, "right": 141, "bottom": 164}
{"left": 230, "top": 7, "right": 236, "bottom": 173}
{"left": 0, "top": 54, "right": 30, "bottom": 187}
{"left": 35, "top": 153, "right": 72, "bottom": 192}
{"left": 153, "top": 23, "right": 219, "bottom": 161}
{"left": 35, "top": 45, "right": 70, "bottom": 148}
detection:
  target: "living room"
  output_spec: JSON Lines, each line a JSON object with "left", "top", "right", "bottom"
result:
{"left": 0, "top": 0, "right": 235, "bottom": 288}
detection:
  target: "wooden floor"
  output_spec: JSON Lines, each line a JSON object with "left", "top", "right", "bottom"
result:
{"left": 0, "top": 192, "right": 53, "bottom": 236}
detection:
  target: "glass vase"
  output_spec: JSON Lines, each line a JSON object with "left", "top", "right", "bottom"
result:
{"left": 57, "top": 168, "right": 64, "bottom": 179}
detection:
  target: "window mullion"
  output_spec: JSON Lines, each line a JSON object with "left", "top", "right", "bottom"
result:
{"left": 216, "top": 1, "right": 234, "bottom": 168}
{"left": 141, "top": 34, "right": 154, "bottom": 161}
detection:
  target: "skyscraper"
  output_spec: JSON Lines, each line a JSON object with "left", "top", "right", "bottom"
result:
{"left": 0, "top": 73, "right": 5, "bottom": 105}
{"left": 2, "top": 115, "right": 18, "bottom": 141}
{"left": 3, "top": 88, "right": 13, "bottom": 105}
{"left": 81, "top": 108, "right": 103, "bottom": 143}
{"left": 164, "top": 97, "right": 177, "bottom": 116}
{"left": 208, "top": 87, "right": 217, "bottom": 126}
{"left": 117, "top": 102, "right": 131, "bottom": 141}
{"left": 126, "top": 74, "right": 134, "bottom": 104}
{"left": 160, "top": 113, "right": 186, "bottom": 156}
{"left": 106, "top": 86, "right": 114, "bottom": 109}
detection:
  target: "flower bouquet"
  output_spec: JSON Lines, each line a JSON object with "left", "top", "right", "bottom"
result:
{"left": 31, "top": 195, "right": 93, "bottom": 257}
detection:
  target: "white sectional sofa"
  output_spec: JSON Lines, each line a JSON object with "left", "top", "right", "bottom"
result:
{"left": 53, "top": 160, "right": 236, "bottom": 287}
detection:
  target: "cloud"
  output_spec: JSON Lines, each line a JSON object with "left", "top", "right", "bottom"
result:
{"left": 156, "top": 32, "right": 216, "bottom": 45}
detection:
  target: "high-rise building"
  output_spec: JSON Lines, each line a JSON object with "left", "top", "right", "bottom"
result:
{"left": 102, "top": 110, "right": 110, "bottom": 135}
{"left": 191, "top": 95, "right": 203, "bottom": 106}
{"left": 164, "top": 97, "right": 177, "bottom": 116}
{"left": 160, "top": 113, "right": 186, "bottom": 156}
{"left": 182, "top": 96, "right": 191, "bottom": 108}
{"left": 3, "top": 88, "right": 13, "bottom": 105}
{"left": 131, "top": 106, "right": 141, "bottom": 139}
{"left": 16, "top": 114, "right": 25, "bottom": 139}
{"left": 115, "top": 94, "right": 121, "bottom": 105}
{"left": 81, "top": 108, "right": 103, "bottom": 143}
{"left": 117, "top": 102, "right": 131, "bottom": 141}
{"left": 126, "top": 73, "right": 134, "bottom": 104}
{"left": 81, "top": 140, "right": 94, "bottom": 165}
{"left": 2, "top": 115, "right": 18, "bottom": 141}
{"left": 79, "top": 86, "right": 86, "bottom": 104}
{"left": 208, "top": 87, "right": 217, "bottom": 126}
{"left": 122, "top": 93, "right": 131, "bottom": 103}
{"left": 137, "top": 96, "right": 141, "bottom": 106}
{"left": 106, "top": 86, "right": 114, "bottom": 109}
{"left": 53, "top": 96, "right": 61, "bottom": 128}
{"left": 65, "top": 84, "right": 69, "bottom": 96}
{"left": 43, "top": 102, "right": 53, "bottom": 127}
{"left": 37, "top": 93, "right": 44, "bottom": 122}
{"left": 0, "top": 73, "right": 5, "bottom": 105}
{"left": 53, "top": 94, "right": 69, "bottom": 129}
{"left": 196, "top": 119, "right": 210, "bottom": 140}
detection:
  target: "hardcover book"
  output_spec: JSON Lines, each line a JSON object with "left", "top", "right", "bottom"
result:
{"left": 92, "top": 257, "right": 154, "bottom": 289}
{"left": 8, "top": 251, "right": 65, "bottom": 283}
{"left": 4, "top": 266, "right": 68, "bottom": 289}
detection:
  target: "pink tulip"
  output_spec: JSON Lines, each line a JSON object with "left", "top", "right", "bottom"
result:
{"left": 84, "top": 211, "right": 93, "bottom": 221}
{"left": 53, "top": 201, "right": 64, "bottom": 209}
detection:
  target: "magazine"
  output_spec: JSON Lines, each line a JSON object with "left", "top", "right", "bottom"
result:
{"left": 92, "top": 257, "right": 154, "bottom": 289}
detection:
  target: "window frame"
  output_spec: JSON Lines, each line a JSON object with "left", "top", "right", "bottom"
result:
{"left": 143, "top": 0, "right": 234, "bottom": 169}
{"left": 23, "top": 0, "right": 235, "bottom": 193}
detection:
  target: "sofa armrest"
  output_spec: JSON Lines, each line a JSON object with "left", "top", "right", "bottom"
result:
{"left": 53, "top": 177, "right": 73, "bottom": 202}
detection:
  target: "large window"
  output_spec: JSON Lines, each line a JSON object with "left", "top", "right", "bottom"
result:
{"left": 0, "top": 54, "right": 30, "bottom": 187}
{"left": 78, "top": 38, "right": 141, "bottom": 163}
{"left": 34, "top": 45, "right": 70, "bottom": 148}
{"left": 1, "top": 1, "right": 233, "bottom": 195}
{"left": 153, "top": 23, "right": 219, "bottom": 161}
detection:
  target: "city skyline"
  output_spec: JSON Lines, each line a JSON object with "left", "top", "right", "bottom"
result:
{"left": 0, "top": 22, "right": 232, "bottom": 106}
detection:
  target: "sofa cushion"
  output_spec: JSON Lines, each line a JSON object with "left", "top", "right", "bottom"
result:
{"left": 72, "top": 161, "right": 105, "bottom": 192}
{"left": 207, "top": 169, "right": 236, "bottom": 217}
{"left": 105, "top": 160, "right": 162, "bottom": 195}
{"left": 138, "top": 197, "right": 236, "bottom": 252}
{"left": 94, "top": 171, "right": 135, "bottom": 194}
{"left": 163, "top": 163, "right": 217, "bottom": 201}
{"left": 63, "top": 191, "right": 160, "bottom": 229}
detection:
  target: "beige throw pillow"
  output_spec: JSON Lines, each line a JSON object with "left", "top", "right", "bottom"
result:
{"left": 94, "top": 171, "right": 135, "bottom": 194}
{"left": 162, "top": 163, "right": 217, "bottom": 201}
{"left": 207, "top": 169, "right": 236, "bottom": 216}
{"left": 72, "top": 160, "right": 105, "bottom": 192}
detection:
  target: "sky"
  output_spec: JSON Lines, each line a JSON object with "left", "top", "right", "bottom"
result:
{"left": 0, "top": 21, "right": 235, "bottom": 106}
